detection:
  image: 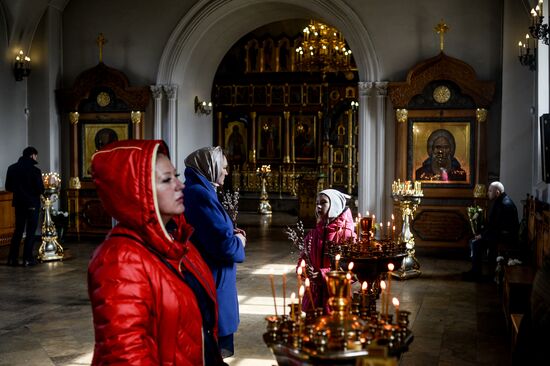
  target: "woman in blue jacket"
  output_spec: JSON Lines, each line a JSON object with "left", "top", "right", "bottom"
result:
{"left": 183, "top": 146, "right": 246, "bottom": 358}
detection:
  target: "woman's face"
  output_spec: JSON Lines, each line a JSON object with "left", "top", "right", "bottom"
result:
{"left": 216, "top": 156, "right": 229, "bottom": 186}
{"left": 155, "top": 154, "right": 185, "bottom": 225}
{"left": 316, "top": 193, "right": 330, "bottom": 221}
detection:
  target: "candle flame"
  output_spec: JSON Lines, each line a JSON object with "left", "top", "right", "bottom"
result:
{"left": 391, "top": 213, "right": 394, "bottom": 220}
{"left": 300, "top": 259, "right": 306, "bottom": 268}
{"left": 305, "top": 278, "right": 310, "bottom": 287}
{"left": 392, "top": 297, "right": 399, "bottom": 306}
{"left": 297, "top": 266, "right": 303, "bottom": 275}
{"left": 335, "top": 254, "right": 341, "bottom": 261}
{"left": 291, "top": 292, "right": 296, "bottom": 300}
{"left": 380, "top": 280, "right": 386, "bottom": 290}
{"left": 299, "top": 285, "right": 305, "bottom": 297}
{"left": 366, "top": 211, "right": 369, "bottom": 216}
{"left": 348, "top": 262, "right": 354, "bottom": 271}
{"left": 387, "top": 221, "right": 390, "bottom": 227}
{"left": 346, "top": 273, "right": 352, "bottom": 280}
{"left": 362, "top": 281, "right": 368, "bottom": 291}
{"left": 388, "top": 263, "right": 395, "bottom": 271}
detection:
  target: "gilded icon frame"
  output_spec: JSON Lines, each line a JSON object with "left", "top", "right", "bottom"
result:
{"left": 292, "top": 114, "right": 317, "bottom": 161}
{"left": 257, "top": 115, "right": 282, "bottom": 160}
{"left": 80, "top": 120, "right": 131, "bottom": 179}
{"left": 408, "top": 118, "right": 474, "bottom": 187}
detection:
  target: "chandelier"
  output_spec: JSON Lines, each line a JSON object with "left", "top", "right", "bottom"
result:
{"left": 295, "top": 20, "right": 353, "bottom": 74}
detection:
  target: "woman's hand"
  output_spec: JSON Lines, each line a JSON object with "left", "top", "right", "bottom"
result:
{"left": 234, "top": 228, "right": 246, "bottom": 237}
{"left": 236, "top": 233, "right": 246, "bottom": 248}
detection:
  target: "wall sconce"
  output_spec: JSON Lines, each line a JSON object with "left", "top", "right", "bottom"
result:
{"left": 14, "top": 50, "right": 31, "bottom": 81}
{"left": 529, "top": 0, "right": 549, "bottom": 45}
{"left": 350, "top": 100, "right": 359, "bottom": 110}
{"left": 194, "top": 96, "right": 212, "bottom": 115}
{"left": 518, "top": 0, "right": 548, "bottom": 71}
{"left": 518, "top": 34, "right": 537, "bottom": 71}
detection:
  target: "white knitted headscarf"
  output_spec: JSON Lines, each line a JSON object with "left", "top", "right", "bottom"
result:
{"left": 318, "top": 189, "right": 351, "bottom": 222}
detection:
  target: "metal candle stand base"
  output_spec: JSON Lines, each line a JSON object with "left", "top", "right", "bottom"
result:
{"left": 38, "top": 176, "right": 64, "bottom": 262}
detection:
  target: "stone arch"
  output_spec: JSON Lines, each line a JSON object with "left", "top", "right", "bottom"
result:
{"left": 156, "top": 0, "right": 381, "bottom": 212}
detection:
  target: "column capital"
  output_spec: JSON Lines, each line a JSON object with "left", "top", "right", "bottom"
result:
{"left": 163, "top": 84, "right": 178, "bottom": 99}
{"left": 374, "top": 81, "right": 388, "bottom": 96}
{"left": 358, "top": 81, "right": 375, "bottom": 96}
{"left": 150, "top": 85, "right": 164, "bottom": 99}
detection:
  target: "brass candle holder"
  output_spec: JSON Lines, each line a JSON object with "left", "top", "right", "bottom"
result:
{"left": 263, "top": 265, "right": 413, "bottom": 365}
{"left": 256, "top": 165, "right": 272, "bottom": 215}
{"left": 391, "top": 180, "right": 423, "bottom": 280}
{"left": 38, "top": 172, "right": 64, "bottom": 262}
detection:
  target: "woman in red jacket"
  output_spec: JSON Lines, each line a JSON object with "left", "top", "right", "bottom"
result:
{"left": 88, "top": 140, "right": 225, "bottom": 365}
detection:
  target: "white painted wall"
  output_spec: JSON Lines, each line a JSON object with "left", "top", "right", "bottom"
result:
{"left": 500, "top": 0, "right": 536, "bottom": 206}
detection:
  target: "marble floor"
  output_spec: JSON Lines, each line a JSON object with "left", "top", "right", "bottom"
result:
{"left": 0, "top": 212, "right": 511, "bottom": 366}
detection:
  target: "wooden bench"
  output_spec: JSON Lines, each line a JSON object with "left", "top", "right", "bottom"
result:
{"left": 502, "top": 265, "right": 534, "bottom": 328}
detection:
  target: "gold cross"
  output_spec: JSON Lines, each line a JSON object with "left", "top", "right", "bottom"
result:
{"left": 434, "top": 20, "right": 449, "bottom": 52}
{"left": 96, "top": 33, "right": 107, "bottom": 63}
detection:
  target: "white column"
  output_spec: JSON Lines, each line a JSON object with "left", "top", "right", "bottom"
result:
{"left": 150, "top": 85, "right": 163, "bottom": 140}
{"left": 357, "top": 81, "right": 375, "bottom": 215}
{"left": 374, "top": 82, "right": 388, "bottom": 219}
{"left": 163, "top": 84, "right": 178, "bottom": 167}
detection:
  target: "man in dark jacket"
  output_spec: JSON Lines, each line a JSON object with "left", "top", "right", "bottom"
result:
{"left": 5, "top": 146, "right": 44, "bottom": 266}
{"left": 463, "top": 181, "right": 519, "bottom": 281}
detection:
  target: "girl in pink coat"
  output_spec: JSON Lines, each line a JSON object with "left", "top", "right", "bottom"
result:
{"left": 298, "top": 189, "right": 357, "bottom": 312}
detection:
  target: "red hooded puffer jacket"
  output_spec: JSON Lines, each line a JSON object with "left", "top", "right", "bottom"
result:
{"left": 88, "top": 140, "right": 218, "bottom": 366}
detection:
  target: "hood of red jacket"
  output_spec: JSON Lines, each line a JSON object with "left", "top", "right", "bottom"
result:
{"left": 91, "top": 139, "right": 192, "bottom": 259}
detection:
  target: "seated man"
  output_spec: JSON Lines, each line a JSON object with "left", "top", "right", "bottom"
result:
{"left": 463, "top": 181, "right": 519, "bottom": 281}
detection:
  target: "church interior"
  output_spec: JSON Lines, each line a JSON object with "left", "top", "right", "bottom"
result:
{"left": 1, "top": 0, "right": 549, "bottom": 365}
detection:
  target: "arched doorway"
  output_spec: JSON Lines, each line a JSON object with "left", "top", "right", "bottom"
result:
{"left": 156, "top": 0, "right": 383, "bottom": 214}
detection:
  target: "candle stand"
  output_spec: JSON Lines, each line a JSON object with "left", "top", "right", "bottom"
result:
{"left": 263, "top": 266, "right": 413, "bottom": 365}
{"left": 391, "top": 194, "right": 422, "bottom": 280}
{"left": 257, "top": 165, "right": 272, "bottom": 215}
{"left": 38, "top": 172, "right": 64, "bottom": 262}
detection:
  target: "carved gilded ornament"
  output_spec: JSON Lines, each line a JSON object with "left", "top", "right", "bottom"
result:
{"left": 131, "top": 111, "right": 142, "bottom": 124}
{"left": 69, "top": 112, "right": 80, "bottom": 125}
{"left": 473, "top": 184, "right": 486, "bottom": 198}
{"left": 69, "top": 176, "right": 81, "bottom": 189}
{"left": 96, "top": 92, "right": 111, "bottom": 107}
{"left": 476, "top": 108, "right": 487, "bottom": 123}
{"left": 433, "top": 85, "right": 451, "bottom": 103}
{"left": 396, "top": 109, "right": 408, "bottom": 123}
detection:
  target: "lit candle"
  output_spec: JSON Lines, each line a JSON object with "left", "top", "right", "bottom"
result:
{"left": 270, "top": 270, "right": 278, "bottom": 317}
{"left": 304, "top": 277, "right": 315, "bottom": 310}
{"left": 380, "top": 280, "right": 387, "bottom": 319}
{"left": 282, "top": 267, "right": 287, "bottom": 317}
{"left": 519, "top": 41, "right": 523, "bottom": 56}
{"left": 290, "top": 292, "right": 296, "bottom": 320}
{"left": 335, "top": 254, "right": 341, "bottom": 270}
{"left": 300, "top": 259, "right": 307, "bottom": 279}
{"left": 348, "top": 261, "right": 354, "bottom": 272}
{"left": 361, "top": 281, "right": 368, "bottom": 308}
{"left": 379, "top": 222, "right": 383, "bottom": 240}
{"left": 298, "top": 285, "right": 305, "bottom": 315}
{"left": 392, "top": 225, "right": 396, "bottom": 242}
{"left": 392, "top": 297, "right": 400, "bottom": 325}
{"left": 386, "top": 221, "right": 390, "bottom": 240}
{"left": 297, "top": 266, "right": 303, "bottom": 287}
{"left": 346, "top": 272, "right": 352, "bottom": 300}
{"left": 387, "top": 263, "right": 394, "bottom": 317}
